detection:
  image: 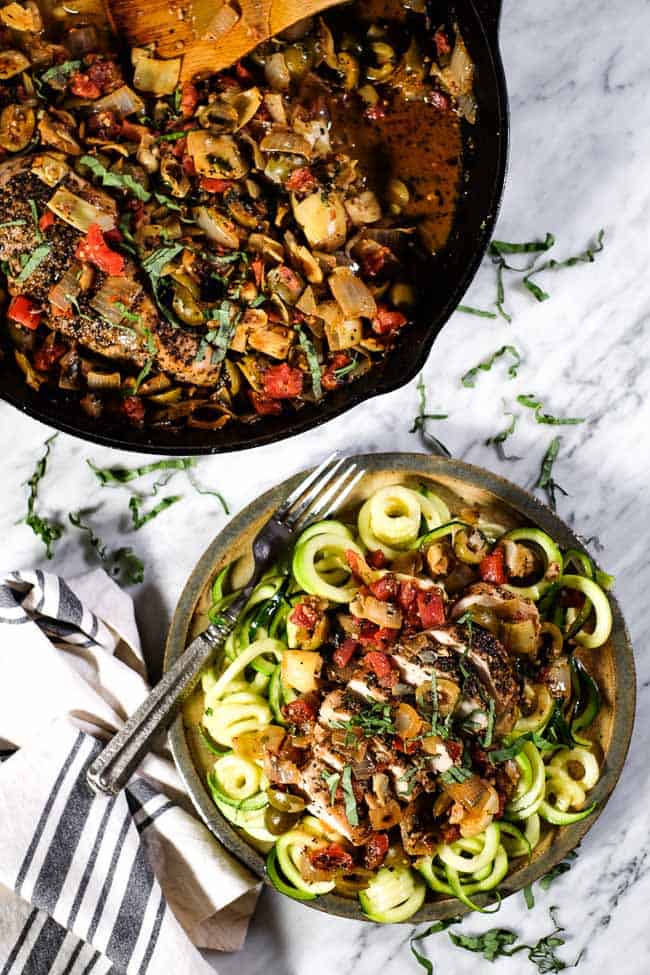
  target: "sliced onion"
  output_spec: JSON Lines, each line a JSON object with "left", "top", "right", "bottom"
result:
{"left": 132, "top": 48, "right": 181, "bottom": 96}
{"left": 49, "top": 261, "right": 82, "bottom": 313}
{"left": 87, "top": 370, "right": 121, "bottom": 391}
{"left": 47, "top": 186, "right": 115, "bottom": 232}
{"left": 329, "top": 267, "right": 377, "bottom": 319}
{"left": 263, "top": 92, "right": 287, "bottom": 124}
{"left": 93, "top": 85, "right": 144, "bottom": 118}
{"left": 260, "top": 129, "right": 312, "bottom": 158}
{"left": 265, "top": 52, "right": 290, "bottom": 92}
{"left": 89, "top": 277, "right": 142, "bottom": 326}
{"left": 197, "top": 0, "right": 240, "bottom": 41}
{"left": 194, "top": 206, "right": 240, "bottom": 248}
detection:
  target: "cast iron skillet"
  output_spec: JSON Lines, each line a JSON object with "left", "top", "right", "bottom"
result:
{"left": 0, "top": 1, "right": 508, "bottom": 453}
{"left": 165, "top": 453, "right": 635, "bottom": 923}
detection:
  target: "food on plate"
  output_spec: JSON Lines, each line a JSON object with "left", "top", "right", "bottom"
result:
{"left": 196, "top": 480, "right": 613, "bottom": 920}
{"left": 0, "top": 1, "right": 470, "bottom": 431}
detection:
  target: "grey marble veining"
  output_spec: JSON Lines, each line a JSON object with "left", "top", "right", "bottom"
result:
{"left": 1, "top": 0, "right": 650, "bottom": 971}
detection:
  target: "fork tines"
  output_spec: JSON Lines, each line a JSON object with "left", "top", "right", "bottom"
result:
{"left": 278, "top": 453, "right": 364, "bottom": 531}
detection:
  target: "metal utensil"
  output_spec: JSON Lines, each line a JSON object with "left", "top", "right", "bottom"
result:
{"left": 86, "top": 451, "right": 364, "bottom": 797}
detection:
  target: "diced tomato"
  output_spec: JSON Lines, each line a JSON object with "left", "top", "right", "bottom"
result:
{"left": 87, "top": 59, "right": 121, "bottom": 94}
{"left": 235, "top": 60, "right": 254, "bottom": 83}
{"left": 364, "top": 104, "right": 386, "bottom": 121}
{"left": 369, "top": 573, "right": 399, "bottom": 602}
{"left": 172, "top": 136, "right": 187, "bottom": 158}
{"left": 308, "top": 843, "right": 354, "bottom": 873}
{"left": 430, "top": 89, "right": 451, "bottom": 111}
{"left": 180, "top": 82, "right": 199, "bottom": 117}
{"left": 367, "top": 549, "right": 387, "bottom": 569}
{"left": 440, "top": 824, "right": 461, "bottom": 844}
{"left": 34, "top": 341, "right": 66, "bottom": 372}
{"left": 263, "top": 362, "right": 303, "bottom": 399}
{"left": 364, "top": 651, "right": 393, "bottom": 679}
{"left": 290, "top": 600, "right": 319, "bottom": 631}
{"left": 123, "top": 396, "right": 145, "bottom": 423}
{"left": 398, "top": 579, "right": 418, "bottom": 611}
{"left": 251, "top": 256, "right": 264, "bottom": 289}
{"left": 479, "top": 548, "right": 507, "bottom": 585}
{"left": 69, "top": 71, "right": 101, "bottom": 99}
{"left": 416, "top": 588, "right": 445, "bottom": 628}
{"left": 38, "top": 210, "right": 55, "bottom": 232}
{"left": 372, "top": 305, "right": 407, "bottom": 336}
{"left": 120, "top": 119, "right": 148, "bottom": 142}
{"left": 75, "top": 223, "right": 125, "bottom": 277}
{"left": 8, "top": 295, "right": 41, "bottom": 330}
{"left": 200, "top": 177, "right": 235, "bottom": 193}
{"left": 395, "top": 736, "right": 419, "bottom": 755}
{"left": 361, "top": 244, "right": 393, "bottom": 279}
{"left": 286, "top": 166, "right": 317, "bottom": 195}
{"left": 364, "top": 832, "right": 389, "bottom": 870}
{"left": 434, "top": 29, "right": 452, "bottom": 56}
{"left": 332, "top": 637, "right": 358, "bottom": 668}
{"left": 249, "top": 390, "right": 282, "bottom": 416}
{"left": 282, "top": 698, "right": 317, "bottom": 725}
{"left": 182, "top": 154, "right": 196, "bottom": 176}
{"left": 321, "top": 352, "right": 350, "bottom": 392}
{"left": 359, "top": 623, "right": 397, "bottom": 652}
{"left": 445, "top": 739, "right": 463, "bottom": 761}
{"left": 89, "top": 110, "right": 121, "bottom": 140}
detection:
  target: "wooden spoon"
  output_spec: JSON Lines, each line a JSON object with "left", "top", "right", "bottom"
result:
{"left": 104, "top": 0, "right": 348, "bottom": 84}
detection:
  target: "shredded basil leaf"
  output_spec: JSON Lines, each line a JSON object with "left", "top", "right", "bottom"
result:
{"left": 22, "top": 434, "right": 62, "bottom": 559}
{"left": 411, "top": 375, "right": 449, "bottom": 452}
{"left": 485, "top": 410, "right": 521, "bottom": 461}
{"left": 340, "top": 765, "right": 358, "bottom": 826}
{"left": 540, "top": 851, "right": 579, "bottom": 890}
{"left": 69, "top": 512, "right": 145, "bottom": 584}
{"left": 489, "top": 233, "right": 556, "bottom": 259}
{"left": 321, "top": 769, "right": 340, "bottom": 806}
{"left": 88, "top": 457, "right": 195, "bottom": 485}
{"left": 410, "top": 918, "right": 461, "bottom": 975}
{"left": 0, "top": 219, "right": 27, "bottom": 229}
{"left": 296, "top": 326, "right": 322, "bottom": 399}
{"left": 129, "top": 493, "right": 182, "bottom": 530}
{"left": 80, "top": 155, "right": 152, "bottom": 202}
{"left": 186, "top": 469, "right": 230, "bottom": 514}
{"left": 440, "top": 766, "right": 473, "bottom": 784}
{"left": 462, "top": 345, "right": 521, "bottom": 388}
{"left": 141, "top": 244, "right": 185, "bottom": 326}
{"left": 40, "top": 59, "right": 81, "bottom": 89}
{"left": 536, "top": 437, "right": 568, "bottom": 512}
{"left": 523, "top": 230, "right": 605, "bottom": 302}
{"left": 517, "top": 394, "right": 585, "bottom": 426}
{"left": 28, "top": 199, "right": 43, "bottom": 242}
{"left": 132, "top": 327, "right": 156, "bottom": 395}
{"left": 16, "top": 243, "right": 51, "bottom": 283}
{"left": 482, "top": 698, "right": 496, "bottom": 748}
{"left": 457, "top": 304, "right": 497, "bottom": 319}
{"left": 524, "top": 884, "right": 536, "bottom": 910}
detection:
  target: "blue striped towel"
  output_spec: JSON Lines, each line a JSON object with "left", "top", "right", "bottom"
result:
{"left": 0, "top": 569, "right": 260, "bottom": 975}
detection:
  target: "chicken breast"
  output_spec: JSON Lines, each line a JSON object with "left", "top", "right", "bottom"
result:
{"left": 0, "top": 155, "right": 222, "bottom": 386}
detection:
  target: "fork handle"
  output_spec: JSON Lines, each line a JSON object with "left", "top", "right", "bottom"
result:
{"left": 86, "top": 615, "right": 234, "bottom": 797}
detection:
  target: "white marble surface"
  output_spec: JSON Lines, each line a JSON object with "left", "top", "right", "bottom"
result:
{"left": 2, "top": 0, "right": 650, "bottom": 971}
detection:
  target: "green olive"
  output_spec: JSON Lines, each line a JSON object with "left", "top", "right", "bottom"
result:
{"left": 267, "top": 787, "right": 307, "bottom": 813}
{"left": 284, "top": 43, "right": 315, "bottom": 80}
{"left": 453, "top": 528, "right": 489, "bottom": 565}
{"left": 264, "top": 156, "right": 294, "bottom": 184}
{"left": 172, "top": 284, "right": 205, "bottom": 326}
{"left": 371, "top": 42, "right": 395, "bottom": 66}
{"left": 337, "top": 52, "right": 359, "bottom": 90}
{"left": 264, "top": 806, "right": 301, "bottom": 835}
{"left": 366, "top": 62, "right": 395, "bottom": 83}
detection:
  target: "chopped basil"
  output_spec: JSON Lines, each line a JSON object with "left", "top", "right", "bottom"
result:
{"left": 410, "top": 918, "right": 460, "bottom": 975}
{"left": 517, "top": 394, "right": 585, "bottom": 426}
{"left": 0, "top": 219, "right": 27, "bottom": 229}
{"left": 22, "top": 434, "right": 62, "bottom": 559}
{"left": 40, "top": 59, "right": 81, "bottom": 89}
{"left": 485, "top": 410, "right": 520, "bottom": 461}
{"left": 16, "top": 243, "right": 51, "bottom": 283}
{"left": 536, "top": 437, "right": 568, "bottom": 512}
{"left": 335, "top": 701, "right": 395, "bottom": 740}
{"left": 141, "top": 243, "right": 185, "bottom": 326}
{"left": 524, "top": 884, "right": 535, "bottom": 910}
{"left": 296, "top": 326, "right": 322, "bottom": 399}
{"left": 489, "top": 233, "right": 556, "bottom": 259}
{"left": 457, "top": 304, "right": 497, "bottom": 319}
{"left": 461, "top": 345, "right": 522, "bottom": 388}
{"left": 153, "top": 191, "right": 183, "bottom": 212}
{"left": 333, "top": 356, "right": 359, "bottom": 379}
{"left": 495, "top": 260, "right": 512, "bottom": 321}
{"left": 196, "top": 301, "right": 238, "bottom": 363}
{"left": 87, "top": 457, "right": 195, "bottom": 485}
{"left": 321, "top": 769, "right": 340, "bottom": 806}
{"left": 69, "top": 512, "right": 144, "bottom": 585}
{"left": 80, "top": 155, "right": 152, "bottom": 202}
{"left": 28, "top": 199, "right": 42, "bottom": 242}
{"left": 539, "top": 851, "right": 579, "bottom": 890}
{"left": 411, "top": 375, "right": 449, "bottom": 451}
{"left": 482, "top": 698, "right": 496, "bottom": 748}
{"left": 132, "top": 327, "right": 156, "bottom": 395}
{"left": 340, "top": 765, "right": 358, "bottom": 826}
{"left": 440, "top": 765, "right": 473, "bottom": 784}
{"left": 156, "top": 129, "right": 199, "bottom": 142}
{"left": 129, "top": 493, "right": 182, "bottom": 530}
{"left": 186, "top": 469, "right": 230, "bottom": 514}
{"left": 523, "top": 230, "right": 605, "bottom": 302}
{"left": 449, "top": 927, "right": 519, "bottom": 961}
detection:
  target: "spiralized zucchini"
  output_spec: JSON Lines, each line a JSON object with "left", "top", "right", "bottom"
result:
{"left": 194, "top": 481, "right": 610, "bottom": 922}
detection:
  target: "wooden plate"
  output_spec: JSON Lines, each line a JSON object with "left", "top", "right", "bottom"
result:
{"left": 164, "top": 452, "right": 636, "bottom": 922}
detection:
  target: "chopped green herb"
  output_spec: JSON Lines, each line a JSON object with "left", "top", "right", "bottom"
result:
{"left": 88, "top": 457, "right": 195, "bottom": 485}
{"left": 332, "top": 356, "right": 358, "bottom": 379}
{"left": 16, "top": 243, "right": 51, "bottom": 283}
{"left": 113, "top": 301, "right": 140, "bottom": 324}
{"left": 410, "top": 918, "right": 461, "bottom": 975}
{"left": 40, "top": 59, "right": 82, "bottom": 89}
{"left": 296, "top": 327, "right": 322, "bottom": 399}
{"left": 440, "top": 766, "right": 473, "bottom": 784}
{"left": 485, "top": 410, "right": 520, "bottom": 461}
{"left": 462, "top": 345, "right": 522, "bottom": 388}
{"left": 69, "top": 512, "right": 145, "bottom": 585}
{"left": 321, "top": 769, "right": 341, "bottom": 806}
{"left": 523, "top": 230, "right": 605, "bottom": 302}
{"left": 540, "top": 851, "right": 579, "bottom": 890}
{"left": 495, "top": 260, "right": 512, "bottom": 321}
{"left": 22, "top": 434, "right": 62, "bottom": 559}
{"left": 536, "top": 436, "right": 568, "bottom": 512}
{"left": 69, "top": 511, "right": 109, "bottom": 560}
{"left": 80, "top": 155, "right": 151, "bottom": 202}
{"left": 334, "top": 701, "right": 395, "bottom": 740}
{"left": 186, "top": 469, "right": 230, "bottom": 515}
{"left": 129, "top": 493, "right": 182, "bottom": 530}
{"left": 196, "top": 301, "right": 238, "bottom": 363}
{"left": 411, "top": 375, "right": 449, "bottom": 452}
{"left": 524, "top": 883, "right": 536, "bottom": 910}
{"left": 28, "top": 199, "right": 43, "bottom": 242}
{"left": 457, "top": 304, "right": 498, "bottom": 319}
{"left": 517, "top": 394, "right": 585, "bottom": 426}
{"left": 141, "top": 243, "right": 185, "bottom": 325}
{"left": 482, "top": 698, "right": 496, "bottom": 748}
{"left": 449, "top": 927, "right": 519, "bottom": 962}
{"left": 340, "top": 765, "right": 358, "bottom": 826}
{"left": 489, "top": 233, "right": 556, "bottom": 260}
{"left": 153, "top": 191, "right": 183, "bottom": 212}
{"left": 0, "top": 219, "right": 27, "bottom": 229}
{"left": 156, "top": 129, "right": 198, "bottom": 142}
{"left": 172, "top": 87, "right": 182, "bottom": 113}
{"left": 132, "top": 327, "right": 156, "bottom": 395}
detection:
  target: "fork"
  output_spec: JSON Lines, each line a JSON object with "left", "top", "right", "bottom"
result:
{"left": 86, "top": 453, "right": 364, "bottom": 797}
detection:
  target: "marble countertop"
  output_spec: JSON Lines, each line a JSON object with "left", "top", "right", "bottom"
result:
{"left": 2, "top": 0, "right": 650, "bottom": 971}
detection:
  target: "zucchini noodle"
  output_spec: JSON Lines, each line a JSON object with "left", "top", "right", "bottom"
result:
{"left": 502, "top": 527, "right": 563, "bottom": 600}
{"left": 292, "top": 532, "right": 363, "bottom": 602}
{"left": 560, "top": 574, "right": 613, "bottom": 649}
{"left": 359, "top": 865, "right": 426, "bottom": 923}
{"left": 417, "top": 825, "right": 508, "bottom": 911}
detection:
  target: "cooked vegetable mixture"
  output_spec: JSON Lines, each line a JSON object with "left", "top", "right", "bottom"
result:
{"left": 198, "top": 482, "right": 613, "bottom": 920}
{"left": 0, "top": 0, "right": 470, "bottom": 431}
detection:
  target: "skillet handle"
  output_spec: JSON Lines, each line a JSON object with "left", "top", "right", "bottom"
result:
{"left": 473, "top": 0, "right": 503, "bottom": 44}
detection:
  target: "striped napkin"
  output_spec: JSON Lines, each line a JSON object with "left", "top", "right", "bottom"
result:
{"left": 0, "top": 568, "right": 261, "bottom": 975}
